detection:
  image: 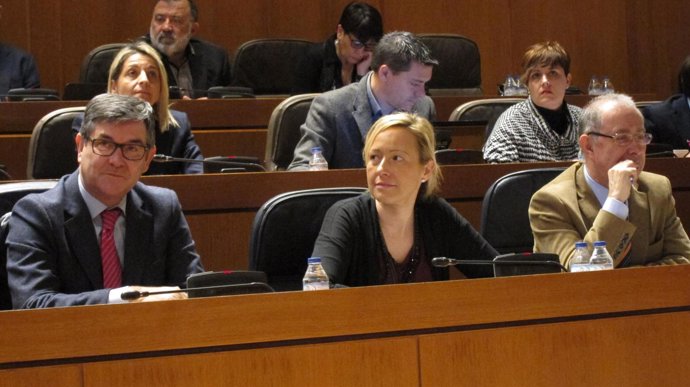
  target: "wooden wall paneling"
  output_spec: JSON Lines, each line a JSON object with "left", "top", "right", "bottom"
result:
{"left": 382, "top": 0, "right": 513, "bottom": 96}
{"left": 638, "top": 0, "right": 690, "bottom": 98}
{"left": 509, "top": 0, "right": 630, "bottom": 93}
{"left": 198, "top": 0, "right": 268, "bottom": 58}
{"left": 0, "top": 0, "right": 30, "bottom": 50}
{"left": 5, "top": 1, "right": 690, "bottom": 98}
{"left": 83, "top": 337, "right": 419, "bottom": 387}
{"left": 419, "top": 312, "right": 690, "bottom": 386}
{"left": 57, "top": 0, "right": 150, "bottom": 88}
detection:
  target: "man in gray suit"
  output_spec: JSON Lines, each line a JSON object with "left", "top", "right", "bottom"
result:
{"left": 529, "top": 93, "right": 690, "bottom": 270}
{"left": 288, "top": 31, "right": 437, "bottom": 170}
{"left": 6, "top": 94, "right": 203, "bottom": 309}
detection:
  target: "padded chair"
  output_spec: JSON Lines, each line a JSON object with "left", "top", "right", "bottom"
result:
{"left": 0, "top": 180, "right": 58, "bottom": 310}
{"left": 418, "top": 34, "right": 482, "bottom": 95}
{"left": 27, "top": 107, "right": 85, "bottom": 179}
{"left": 448, "top": 98, "right": 525, "bottom": 144}
{"left": 480, "top": 168, "right": 565, "bottom": 255}
{"left": 231, "top": 38, "right": 314, "bottom": 95}
{"left": 264, "top": 93, "right": 319, "bottom": 170}
{"left": 248, "top": 187, "right": 367, "bottom": 291}
{"left": 435, "top": 148, "right": 484, "bottom": 165}
{"left": 79, "top": 43, "right": 126, "bottom": 84}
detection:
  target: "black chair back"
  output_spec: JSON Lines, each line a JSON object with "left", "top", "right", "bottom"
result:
{"left": 27, "top": 107, "right": 85, "bottom": 179}
{"left": 79, "top": 43, "right": 126, "bottom": 84}
{"left": 265, "top": 93, "right": 319, "bottom": 170}
{"left": 419, "top": 34, "right": 482, "bottom": 95}
{"left": 249, "top": 187, "right": 367, "bottom": 291}
{"left": 480, "top": 168, "right": 565, "bottom": 254}
{"left": 231, "top": 39, "right": 314, "bottom": 95}
{"left": 448, "top": 98, "right": 525, "bottom": 145}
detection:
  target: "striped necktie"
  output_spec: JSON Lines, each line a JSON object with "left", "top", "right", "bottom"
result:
{"left": 100, "top": 208, "right": 122, "bottom": 288}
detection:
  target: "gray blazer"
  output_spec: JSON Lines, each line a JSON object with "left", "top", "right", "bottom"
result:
{"left": 288, "top": 73, "right": 436, "bottom": 170}
{"left": 6, "top": 171, "right": 204, "bottom": 308}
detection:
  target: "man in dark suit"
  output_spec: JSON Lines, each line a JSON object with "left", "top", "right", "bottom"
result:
{"left": 288, "top": 31, "right": 438, "bottom": 170}
{"left": 643, "top": 55, "right": 690, "bottom": 149}
{"left": 144, "top": 0, "right": 231, "bottom": 98}
{"left": 6, "top": 94, "right": 204, "bottom": 309}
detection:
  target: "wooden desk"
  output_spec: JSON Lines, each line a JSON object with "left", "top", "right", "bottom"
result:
{"left": 1, "top": 265, "right": 689, "bottom": 386}
{"left": 134, "top": 158, "right": 690, "bottom": 272}
{"left": 0, "top": 94, "right": 656, "bottom": 180}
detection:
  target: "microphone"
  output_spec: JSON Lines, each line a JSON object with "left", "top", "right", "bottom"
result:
{"left": 121, "top": 282, "right": 274, "bottom": 301}
{"left": 431, "top": 253, "right": 567, "bottom": 274}
{"left": 645, "top": 151, "right": 676, "bottom": 158}
{"left": 152, "top": 154, "right": 265, "bottom": 173}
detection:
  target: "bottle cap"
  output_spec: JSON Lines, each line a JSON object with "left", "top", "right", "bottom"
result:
{"left": 593, "top": 241, "right": 606, "bottom": 247}
{"left": 310, "top": 146, "right": 322, "bottom": 154}
{"left": 575, "top": 241, "right": 588, "bottom": 248}
{"left": 307, "top": 257, "right": 322, "bottom": 264}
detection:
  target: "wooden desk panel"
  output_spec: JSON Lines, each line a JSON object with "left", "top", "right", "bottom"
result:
{"left": 83, "top": 337, "right": 419, "bottom": 387}
{"left": 0, "top": 94, "right": 657, "bottom": 179}
{"left": 138, "top": 159, "right": 690, "bottom": 272}
{"left": 420, "top": 312, "right": 690, "bottom": 386}
{"left": 1, "top": 266, "right": 689, "bottom": 386}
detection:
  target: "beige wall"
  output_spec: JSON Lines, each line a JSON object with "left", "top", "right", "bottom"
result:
{"left": 2, "top": 0, "right": 689, "bottom": 98}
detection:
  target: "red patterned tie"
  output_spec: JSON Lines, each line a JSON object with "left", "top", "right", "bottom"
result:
{"left": 100, "top": 208, "right": 122, "bottom": 288}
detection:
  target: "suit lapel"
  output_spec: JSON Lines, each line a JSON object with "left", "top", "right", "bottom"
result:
{"left": 628, "top": 184, "right": 650, "bottom": 263}
{"left": 62, "top": 173, "right": 103, "bottom": 289}
{"left": 122, "top": 188, "right": 154, "bottom": 285}
{"left": 352, "top": 76, "right": 374, "bottom": 140}
{"left": 575, "top": 165, "right": 600, "bottom": 229}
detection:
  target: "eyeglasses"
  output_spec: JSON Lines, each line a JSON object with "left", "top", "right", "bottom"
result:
{"left": 87, "top": 136, "right": 150, "bottom": 161}
{"left": 348, "top": 34, "right": 376, "bottom": 51}
{"left": 587, "top": 131, "right": 653, "bottom": 147}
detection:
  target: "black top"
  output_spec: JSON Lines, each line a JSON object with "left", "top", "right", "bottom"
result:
{"left": 313, "top": 193, "right": 498, "bottom": 287}
{"left": 535, "top": 103, "right": 570, "bottom": 136}
{"left": 291, "top": 35, "right": 360, "bottom": 94}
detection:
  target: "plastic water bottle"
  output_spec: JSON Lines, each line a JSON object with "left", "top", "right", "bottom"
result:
{"left": 588, "top": 76, "right": 602, "bottom": 95}
{"left": 514, "top": 75, "right": 528, "bottom": 96}
{"left": 590, "top": 241, "right": 614, "bottom": 270}
{"left": 502, "top": 75, "right": 517, "bottom": 96}
{"left": 303, "top": 257, "right": 330, "bottom": 291}
{"left": 569, "top": 241, "right": 592, "bottom": 272}
{"left": 309, "top": 146, "right": 328, "bottom": 171}
{"left": 601, "top": 77, "right": 615, "bottom": 94}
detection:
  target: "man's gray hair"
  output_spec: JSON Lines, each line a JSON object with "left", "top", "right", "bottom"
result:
{"left": 579, "top": 93, "right": 640, "bottom": 135}
{"left": 371, "top": 31, "right": 438, "bottom": 73}
{"left": 81, "top": 94, "right": 156, "bottom": 146}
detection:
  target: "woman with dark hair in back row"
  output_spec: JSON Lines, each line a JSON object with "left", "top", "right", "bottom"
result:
{"left": 291, "top": 2, "right": 383, "bottom": 94}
